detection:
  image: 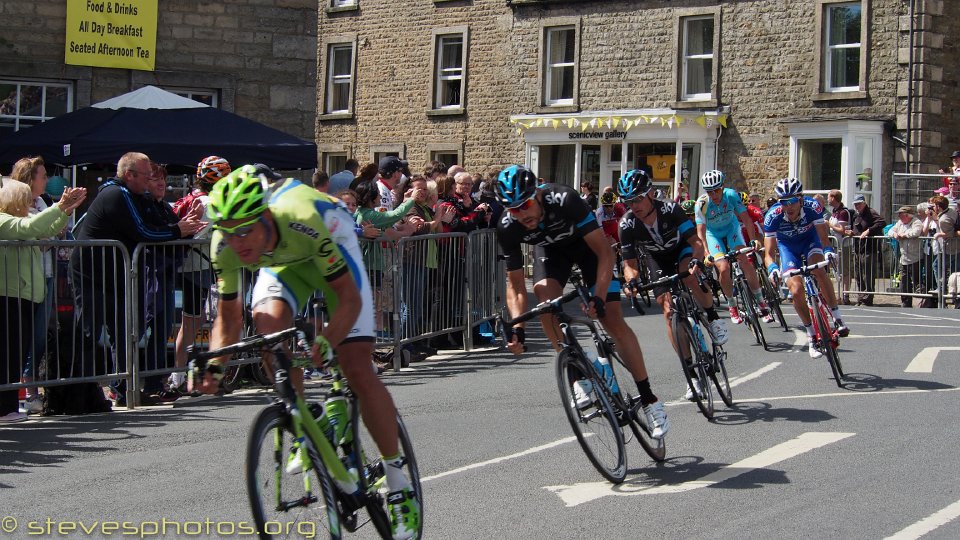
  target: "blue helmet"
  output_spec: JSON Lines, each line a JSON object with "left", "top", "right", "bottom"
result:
{"left": 774, "top": 177, "right": 803, "bottom": 198}
{"left": 496, "top": 165, "right": 539, "bottom": 208}
{"left": 617, "top": 169, "right": 653, "bottom": 200}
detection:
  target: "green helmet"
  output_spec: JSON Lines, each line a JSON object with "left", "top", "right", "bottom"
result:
{"left": 207, "top": 164, "right": 271, "bottom": 222}
{"left": 680, "top": 199, "right": 696, "bottom": 215}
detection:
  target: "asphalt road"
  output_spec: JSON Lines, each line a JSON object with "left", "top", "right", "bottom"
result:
{"left": 2, "top": 301, "right": 959, "bottom": 540}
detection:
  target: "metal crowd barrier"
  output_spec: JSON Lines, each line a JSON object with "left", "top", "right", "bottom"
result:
{"left": 0, "top": 239, "right": 134, "bottom": 402}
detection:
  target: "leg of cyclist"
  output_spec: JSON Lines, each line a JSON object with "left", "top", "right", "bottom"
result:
{"left": 778, "top": 244, "right": 824, "bottom": 359}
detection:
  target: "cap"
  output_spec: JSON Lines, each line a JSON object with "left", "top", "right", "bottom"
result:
{"left": 897, "top": 205, "right": 915, "bottom": 215}
{"left": 852, "top": 194, "right": 866, "bottom": 204}
{"left": 378, "top": 156, "right": 408, "bottom": 174}
{"left": 951, "top": 150, "right": 960, "bottom": 159}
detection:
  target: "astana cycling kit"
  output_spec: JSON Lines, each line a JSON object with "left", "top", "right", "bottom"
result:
{"left": 497, "top": 183, "right": 620, "bottom": 298}
{"left": 211, "top": 178, "right": 375, "bottom": 342}
{"left": 762, "top": 196, "right": 827, "bottom": 274}
{"left": 618, "top": 199, "right": 698, "bottom": 297}
{"left": 695, "top": 188, "right": 748, "bottom": 257}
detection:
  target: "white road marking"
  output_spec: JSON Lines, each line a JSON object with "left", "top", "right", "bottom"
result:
{"left": 741, "top": 387, "right": 960, "bottom": 403}
{"left": 791, "top": 329, "right": 806, "bottom": 352}
{"left": 837, "top": 322, "right": 959, "bottom": 328}
{"left": 420, "top": 436, "right": 579, "bottom": 483}
{"left": 543, "top": 432, "right": 854, "bottom": 507}
{"left": 728, "top": 362, "right": 782, "bottom": 388}
{"left": 884, "top": 498, "right": 960, "bottom": 540}
{"left": 904, "top": 347, "right": 960, "bottom": 373}
{"left": 845, "top": 334, "right": 960, "bottom": 339}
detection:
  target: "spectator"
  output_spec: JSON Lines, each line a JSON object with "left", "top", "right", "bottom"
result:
{"left": 437, "top": 173, "right": 490, "bottom": 234}
{"left": 170, "top": 156, "right": 230, "bottom": 392}
{"left": 931, "top": 194, "right": 960, "bottom": 300}
{"left": 476, "top": 178, "right": 504, "bottom": 227}
{"left": 334, "top": 188, "right": 379, "bottom": 240}
{"left": 69, "top": 152, "right": 204, "bottom": 408}
{"left": 749, "top": 193, "right": 762, "bottom": 208}
{"left": 766, "top": 196, "right": 778, "bottom": 211}
{"left": 887, "top": 206, "right": 923, "bottom": 307}
{"left": 328, "top": 158, "right": 359, "bottom": 194}
{"left": 423, "top": 160, "right": 445, "bottom": 181}
{"left": 813, "top": 194, "right": 830, "bottom": 221}
{"left": 9, "top": 156, "right": 56, "bottom": 413}
{"left": 447, "top": 164, "right": 465, "bottom": 177}
{"left": 844, "top": 194, "right": 886, "bottom": 306}
{"left": 579, "top": 181, "right": 599, "bottom": 210}
{"left": 376, "top": 156, "right": 408, "bottom": 211}
{"left": 312, "top": 170, "right": 330, "bottom": 192}
{"left": 349, "top": 162, "right": 378, "bottom": 192}
{"left": 947, "top": 150, "right": 960, "bottom": 175}
{"left": 947, "top": 177, "right": 960, "bottom": 211}
{"left": 0, "top": 180, "right": 86, "bottom": 422}
{"left": 827, "top": 189, "right": 854, "bottom": 304}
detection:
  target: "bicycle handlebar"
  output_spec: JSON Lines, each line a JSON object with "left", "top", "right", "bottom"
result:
{"left": 782, "top": 259, "right": 831, "bottom": 278}
{"left": 709, "top": 245, "right": 756, "bottom": 262}
{"left": 500, "top": 288, "right": 581, "bottom": 327}
{"left": 187, "top": 327, "right": 300, "bottom": 363}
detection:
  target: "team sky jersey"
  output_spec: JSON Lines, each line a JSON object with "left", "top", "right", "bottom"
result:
{"left": 618, "top": 199, "right": 696, "bottom": 261}
{"left": 694, "top": 188, "right": 746, "bottom": 231}
{"left": 211, "top": 179, "right": 363, "bottom": 309}
{"left": 762, "top": 196, "right": 825, "bottom": 246}
{"left": 497, "top": 184, "right": 599, "bottom": 272}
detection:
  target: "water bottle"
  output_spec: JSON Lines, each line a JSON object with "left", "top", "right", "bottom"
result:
{"left": 324, "top": 391, "right": 349, "bottom": 445}
{"left": 588, "top": 352, "right": 619, "bottom": 395}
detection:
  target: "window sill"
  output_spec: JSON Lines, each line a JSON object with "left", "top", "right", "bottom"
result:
{"left": 813, "top": 90, "right": 867, "bottom": 102}
{"left": 673, "top": 98, "right": 718, "bottom": 110}
{"left": 319, "top": 112, "right": 353, "bottom": 121}
{"left": 427, "top": 108, "right": 465, "bottom": 117}
{"left": 534, "top": 104, "right": 579, "bottom": 114}
{"left": 325, "top": 5, "right": 359, "bottom": 15}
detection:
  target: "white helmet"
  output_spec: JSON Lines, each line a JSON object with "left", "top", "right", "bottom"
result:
{"left": 774, "top": 177, "right": 803, "bottom": 198}
{"left": 700, "top": 170, "right": 725, "bottom": 191}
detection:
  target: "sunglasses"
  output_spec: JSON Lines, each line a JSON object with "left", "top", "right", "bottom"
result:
{"left": 507, "top": 198, "right": 536, "bottom": 214}
{"left": 214, "top": 216, "right": 261, "bottom": 239}
{"left": 779, "top": 197, "right": 801, "bottom": 206}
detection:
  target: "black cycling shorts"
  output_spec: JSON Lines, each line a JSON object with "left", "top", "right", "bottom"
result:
{"left": 644, "top": 247, "right": 693, "bottom": 299}
{"left": 532, "top": 242, "right": 621, "bottom": 302}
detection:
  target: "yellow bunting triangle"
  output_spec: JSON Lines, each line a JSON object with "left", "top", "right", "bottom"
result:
{"left": 612, "top": 117, "right": 621, "bottom": 129}
{"left": 695, "top": 116, "right": 707, "bottom": 127}
{"left": 623, "top": 120, "right": 633, "bottom": 130}
{"left": 674, "top": 115, "right": 683, "bottom": 125}
{"left": 718, "top": 114, "right": 729, "bottom": 127}
{"left": 551, "top": 119, "right": 560, "bottom": 129}
{"left": 565, "top": 118, "right": 575, "bottom": 129}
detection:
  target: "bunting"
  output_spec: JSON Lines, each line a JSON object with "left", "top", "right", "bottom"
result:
{"left": 509, "top": 113, "right": 728, "bottom": 133}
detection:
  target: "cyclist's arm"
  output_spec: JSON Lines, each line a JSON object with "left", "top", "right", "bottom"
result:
{"left": 584, "top": 228, "right": 615, "bottom": 303}
{"left": 763, "top": 236, "right": 779, "bottom": 269}
{"left": 208, "top": 296, "right": 244, "bottom": 363}
{"left": 687, "top": 230, "right": 706, "bottom": 261}
{"left": 505, "top": 268, "right": 528, "bottom": 323}
{"left": 696, "top": 223, "right": 708, "bottom": 251}
{"left": 815, "top": 221, "right": 832, "bottom": 251}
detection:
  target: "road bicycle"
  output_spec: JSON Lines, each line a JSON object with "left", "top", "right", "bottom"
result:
{"left": 499, "top": 270, "right": 665, "bottom": 484}
{"left": 750, "top": 248, "right": 789, "bottom": 330}
{"left": 783, "top": 259, "right": 846, "bottom": 387}
{"left": 188, "top": 321, "right": 422, "bottom": 539}
{"left": 711, "top": 246, "right": 769, "bottom": 351}
{"left": 613, "top": 242, "right": 651, "bottom": 313}
{"left": 636, "top": 266, "right": 733, "bottom": 419}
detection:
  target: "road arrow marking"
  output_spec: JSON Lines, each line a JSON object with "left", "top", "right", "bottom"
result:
{"left": 728, "top": 362, "right": 781, "bottom": 388}
{"left": 544, "top": 431, "right": 854, "bottom": 507}
{"left": 884, "top": 497, "right": 960, "bottom": 539}
{"left": 904, "top": 347, "right": 960, "bottom": 373}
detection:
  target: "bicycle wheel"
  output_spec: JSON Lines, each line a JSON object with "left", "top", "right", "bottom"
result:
{"left": 351, "top": 405, "right": 424, "bottom": 540}
{"left": 813, "top": 302, "right": 845, "bottom": 387}
{"left": 607, "top": 351, "right": 666, "bottom": 462}
{"left": 246, "top": 404, "right": 342, "bottom": 540}
{"left": 556, "top": 348, "right": 627, "bottom": 483}
{"left": 671, "top": 316, "right": 714, "bottom": 419}
{"left": 737, "top": 282, "right": 767, "bottom": 350}
{"left": 759, "top": 268, "right": 789, "bottom": 331}
{"left": 698, "top": 312, "right": 733, "bottom": 407}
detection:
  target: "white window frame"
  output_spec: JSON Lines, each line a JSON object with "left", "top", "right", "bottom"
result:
{"left": 323, "top": 40, "right": 356, "bottom": 116}
{"left": 787, "top": 120, "right": 883, "bottom": 206}
{"left": 823, "top": 1, "right": 862, "bottom": 93}
{"left": 433, "top": 33, "right": 466, "bottom": 110}
{"left": 681, "top": 16, "right": 714, "bottom": 101}
{"left": 323, "top": 152, "right": 348, "bottom": 174}
{"left": 544, "top": 25, "right": 576, "bottom": 106}
{"left": 331, "top": 0, "right": 357, "bottom": 7}
{"left": 167, "top": 88, "right": 218, "bottom": 107}
{"left": 0, "top": 80, "right": 73, "bottom": 132}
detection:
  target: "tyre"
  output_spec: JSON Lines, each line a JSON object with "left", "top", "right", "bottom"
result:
{"left": 672, "top": 316, "right": 714, "bottom": 419}
{"left": 350, "top": 405, "right": 424, "bottom": 540}
{"left": 556, "top": 349, "right": 627, "bottom": 483}
{"left": 246, "top": 404, "right": 342, "bottom": 540}
{"left": 606, "top": 351, "right": 666, "bottom": 462}
{"left": 814, "top": 303, "right": 845, "bottom": 387}
{"left": 737, "top": 282, "right": 767, "bottom": 349}
{"left": 760, "top": 269, "right": 789, "bottom": 331}
{"left": 698, "top": 312, "right": 733, "bottom": 407}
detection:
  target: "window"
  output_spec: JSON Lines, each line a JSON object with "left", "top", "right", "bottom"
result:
{"left": 323, "top": 152, "right": 347, "bottom": 175}
{"left": 0, "top": 80, "right": 72, "bottom": 137}
{"left": 823, "top": 2, "right": 862, "bottom": 92}
{"left": 681, "top": 16, "right": 714, "bottom": 101}
{"left": 331, "top": 0, "right": 356, "bottom": 7}
{"left": 433, "top": 33, "right": 466, "bottom": 110}
{"left": 430, "top": 150, "right": 460, "bottom": 168}
{"left": 168, "top": 88, "right": 218, "bottom": 107}
{"left": 798, "top": 139, "right": 843, "bottom": 191}
{"left": 544, "top": 25, "right": 577, "bottom": 106}
{"left": 324, "top": 41, "right": 356, "bottom": 115}
{"left": 787, "top": 120, "right": 883, "bottom": 204}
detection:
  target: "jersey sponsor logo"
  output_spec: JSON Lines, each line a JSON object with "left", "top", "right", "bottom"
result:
{"left": 318, "top": 238, "right": 334, "bottom": 257}
{"left": 543, "top": 191, "right": 568, "bottom": 206}
{"left": 620, "top": 216, "right": 635, "bottom": 230}
{"left": 662, "top": 201, "right": 676, "bottom": 213}
{"left": 288, "top": 222, "right": 319, "bottom": 239}
{"left": 500, "top": 213, "right": 515, "bottom": 226}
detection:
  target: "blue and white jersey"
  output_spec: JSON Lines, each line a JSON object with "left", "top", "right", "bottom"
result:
{"left": 694, "top": 188, "right": 746, "bottom": 231}
{"left": 763, "top": 196, "right": 825, "bottom": 245}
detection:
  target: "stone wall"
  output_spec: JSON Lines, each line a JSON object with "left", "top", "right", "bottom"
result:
{"left": 0, "top": 0, "right": 317, "bottom": 141}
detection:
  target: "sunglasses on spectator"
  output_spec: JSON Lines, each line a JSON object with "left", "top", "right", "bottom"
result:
{"left": 779, "top": 197, "right": 801, "bottom": 206}
{"left": 507, "top": 198, "right": 537, "bottom": 214}
{"left": 214, "top": 216, "right": 262, "bottom": 239}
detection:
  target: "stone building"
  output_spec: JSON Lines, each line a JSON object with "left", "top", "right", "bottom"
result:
{"left": 317, "top": 0, "right": 957, "bottom": 215}
{"left": 0, "top": 0, "right": 318, "bottom": 167}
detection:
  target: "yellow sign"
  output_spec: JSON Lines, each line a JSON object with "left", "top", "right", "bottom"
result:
{"left": 64, "top": 0, "right": 158, "bottom": 71}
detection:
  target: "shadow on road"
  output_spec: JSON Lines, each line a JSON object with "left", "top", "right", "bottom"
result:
{"left": 708, "top": 401, "right": 836, "bottom": 426}
{"left": 839, "top": 373, "right": 954, "bottom": 393}
{"left": 623, "top": 454, "right": 790, "bottom": 490}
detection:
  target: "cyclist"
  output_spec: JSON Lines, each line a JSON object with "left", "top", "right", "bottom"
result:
{"left": 596, "top": 188, "right": 626, "bottom": 244}
{"left": 762, "top": 177, "right": 850, "bottom": 359}
{"left": 680, "top": 198, "right": 697, "bottom": 223}
{"left": 695, "top": 170, "right": 774, "bottom": 325}
{"left": 496, "top": 165, "right": 669, "bottom": 439}
{"left": 197, "top": 164, "right": 419, "bottom": 539}
{"left": 617, "top": 169, "right": 728, "bottom": 401}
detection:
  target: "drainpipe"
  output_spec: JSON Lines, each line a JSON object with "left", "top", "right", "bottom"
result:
{"left": 905, "top": 0, "right": 915, "bottom": 173}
